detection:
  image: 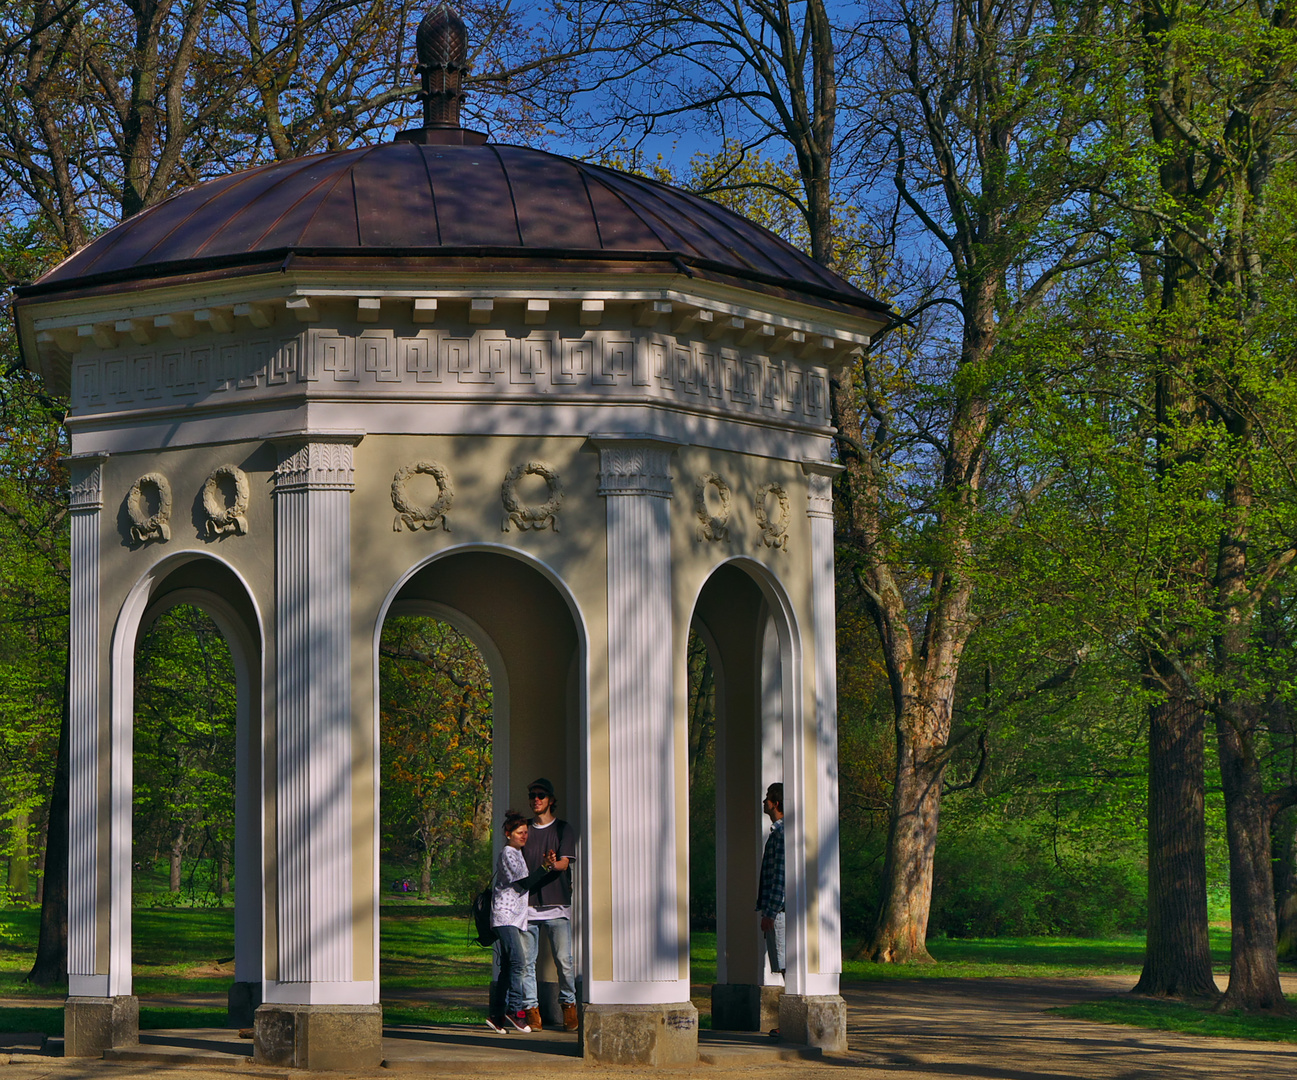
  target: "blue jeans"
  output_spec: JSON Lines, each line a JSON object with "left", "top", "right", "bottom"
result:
{"left": 523, "top": 917, "right": 576, "bottom": 1006}
{"left": 495, "top": 925, "right": 534, "bottom": 1014}
{"left": 764, "top": 911, "right": 785, "bottom": 975}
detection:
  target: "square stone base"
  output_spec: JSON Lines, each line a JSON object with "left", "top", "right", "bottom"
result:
{"left": 779, "top": 993, "right": 847, "bottom": 1052}
{"left": 710, "top": 983, "right": 782, "bottom": 1032}
{"left": 65, "top": 995, "right": 139, "bottom": 1058}
{"left": 253, "top": 1004, "right": 382, "bottom": 1070}
{"left": 581, "top": 1002, "right": 698, "bottom": 1065}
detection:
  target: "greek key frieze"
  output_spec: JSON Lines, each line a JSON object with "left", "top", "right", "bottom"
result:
{"left": 69, "top": 326, "right": 832, "bottom": 428}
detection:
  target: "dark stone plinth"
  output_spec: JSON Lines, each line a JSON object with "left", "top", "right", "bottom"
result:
{"left": 65, "top": 995, "right": 139, "bottom": 1058}
{"left": 778, "top": 993, "right": 847, "bottom": 1051}
{"left": 252, "top": 1003, "right": 382, "bottom": 1070}
{"left": 581, "top": 1002, "right": 698, "bottom": 1065}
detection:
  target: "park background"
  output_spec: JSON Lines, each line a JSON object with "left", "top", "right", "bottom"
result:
{"left": 2, "top": 0, "right": 1297, "bottom": 1040}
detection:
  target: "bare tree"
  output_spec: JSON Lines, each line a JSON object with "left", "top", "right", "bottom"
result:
{"left": 0, "top": 0, "right": 613, "bottom": 249}
{"left": 838, "top": 0, "right": 1106, "bottom": 961}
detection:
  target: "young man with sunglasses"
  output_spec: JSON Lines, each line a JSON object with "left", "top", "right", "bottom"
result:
{"left": 520, "top": 777, "right": 579, "bottom": 1032}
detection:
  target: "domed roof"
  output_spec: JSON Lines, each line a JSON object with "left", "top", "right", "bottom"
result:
{"left": 27, "top": 141, "right": 888, "bottom": 317}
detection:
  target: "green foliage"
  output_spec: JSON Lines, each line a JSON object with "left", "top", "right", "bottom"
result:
{"left": 0, "top": 341, "right": 68, "bottom": 934}
{"left": 380, "top": 617, "right": 493, "bottom": 897}
{"left": 930, "top": 822, "right": 1146, "bottom": 939}
{"left": 133, "top": 605, "right": 237, "bottom": 904}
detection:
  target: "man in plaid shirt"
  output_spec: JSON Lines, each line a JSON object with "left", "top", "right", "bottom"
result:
{"left": 756, "top": 782, "right": 785, "bottom": 978}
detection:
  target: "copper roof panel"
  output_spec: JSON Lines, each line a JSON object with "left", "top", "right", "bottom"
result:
{"left": 495, "top": 147, "right": 602, "bottom": 250}
{"left": 420, "top": 146, "right": 521, "bottom": 247}
{"left": 596, "top": 173, "right": 740, "bottom": 267}
{"left": 580, "top": 173, "right": 668, "bottom": 251}
{"left": 202, "top": 152, "right": 360, "bottom": 255}
{"left": 172, "top": 156, "right": 342, "bottom": 260}
{"left": 44, "top": 171, "right": 254, "bottom": 281}
{"left": 353, "top": 144, "right": 441, "bottom": 247}
{"left": 241, "top": 157, "right": 364, "bottom": 251}
{"left": 23, "top": 140, "right": 889, "bottom": 318}
{"left": 298, "top": 170, "right": 364, "bottom": 248}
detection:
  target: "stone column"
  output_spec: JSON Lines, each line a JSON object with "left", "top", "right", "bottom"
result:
{"left": 584, "top": 435, "right": 697, "bottom": 1066}
{"left": 64, "top": 454, "right": 140, "bottom": 1056}
{"left": 777, "top": 461, "right": 846, "bottom": 1051}
{"left": 255, "top": 431, "right": 380, "bottom": 1071}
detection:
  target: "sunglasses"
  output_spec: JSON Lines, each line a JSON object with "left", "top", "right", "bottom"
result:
{"left": 529, "top": 791, "right": 549, "bottom": 800}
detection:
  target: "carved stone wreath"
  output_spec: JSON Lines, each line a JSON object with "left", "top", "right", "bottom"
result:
{"left": 127, "top": 472, "right": 172, "bottom": 544}
{"left": 754, "top": 483, "right": 791, "bottom": 551}
{"left": 202, "top": 465, "right": 250, "bottom": 537}
{"left": 694, "top": 472, "right": 732, "bottom": 543}
{"left": 501, "top": 461, "right": 563, "bottom": 533}
{"left": 392, "top": 460, "right": 454, "bottom": 532}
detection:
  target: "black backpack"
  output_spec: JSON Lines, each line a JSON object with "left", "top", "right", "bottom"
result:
{"left": 470, "top": 877, "right": 498, "bottom": 948}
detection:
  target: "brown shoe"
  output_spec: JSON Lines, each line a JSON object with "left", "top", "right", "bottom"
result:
{"left": 525, "top": 1007, "right": 543, "bottom": 1031}
{"left": 563, "top": 1003, "right": 579, "bottom": 1032}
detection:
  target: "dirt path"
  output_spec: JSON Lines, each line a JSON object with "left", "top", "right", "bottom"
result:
{"left": 4, "top": 976, "right": 1296, "bottom": 1079}
{"left": 841, "top": 976, "right": 1297, "bottom": 1079}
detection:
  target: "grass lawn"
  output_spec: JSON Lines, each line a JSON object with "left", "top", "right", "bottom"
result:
{"left": 5, "top": 904, "right": 1295, "bottom": 1046}
{"left": 1056, "top": 996, "right": 1297, "bottom": 1044}
{"left": 837, "top": 930, "right": 1233, "bottom": 981}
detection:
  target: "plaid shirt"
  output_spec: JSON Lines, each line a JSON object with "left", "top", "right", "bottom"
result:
{"left": 756, "top": 818, "right": 785, "bottom": 917}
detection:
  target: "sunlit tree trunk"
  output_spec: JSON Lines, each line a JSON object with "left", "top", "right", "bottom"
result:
{"left": 169, "top": 822, "right": 187, "bottom": 892}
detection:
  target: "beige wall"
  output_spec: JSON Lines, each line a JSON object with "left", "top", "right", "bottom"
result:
{"left": 84, "top": 421, "right": 829, "bottom": 989}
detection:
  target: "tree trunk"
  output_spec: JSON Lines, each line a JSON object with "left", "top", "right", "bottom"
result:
{"left": 217, "top": 843, "right": 230, "bottom": 899}
{"left": 1216, "top": 711, "right": 1289, "bottom": 1012}
{"left": 866, "top": 696, "right": 948, "bottom": 962}
{"left": 1134, "top": 679, "right": 1216, "bottom": 997}
{"left": 419, "top": 845, "right": 434, "bottom": 898}
{"left": 169, "top": 823, "right": 187, "bottom": 892}
{"left": 1275, "top": 807, "right": 1297, "bottom": 961}
{"left": 8, "top": 808, "right": 30, "bottom": 899}
{"left": 27, "top": 665, "right": 69, "bottom": 986}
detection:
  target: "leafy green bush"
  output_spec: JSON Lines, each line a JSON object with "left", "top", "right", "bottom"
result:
{"left": 928, "top": 822, "right": 1146, "bottom": 938}
{"left": 433, "top": 839, "right": 492, "bottom": 905}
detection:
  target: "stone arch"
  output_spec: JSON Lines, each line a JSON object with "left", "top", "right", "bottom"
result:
{"left": 687, "top": 556, "right": 806, "bottom": 1032}
{"left": 106, "top": 552, "right": 266, "bottom": 1018}
{"left": 373, "top": 544, "right": 589, "bottom": 1017}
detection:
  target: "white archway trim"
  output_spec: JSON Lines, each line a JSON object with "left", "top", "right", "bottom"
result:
{"left": 684, "top": 555, "right": 837, "bottom": 996}
{"left": 106, "top": 550, "right": 267, "bottom": 999}
{"left": 371, "top": 543, "right": 591, "bottom": 996}
{"left": 374, "top": 598, "right": 512, "bottom": 979}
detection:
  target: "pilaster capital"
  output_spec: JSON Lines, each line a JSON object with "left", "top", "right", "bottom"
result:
{"left": 590, "top": 434, "right": 681, "bottom": 499}
{"left": 270, "top": 430, "right": 364, "bottom": 493}
{"left": 801, "top": 460, "right": 842, "bottom": 520}
{"left": 64, "top": 453, "right": 109, "bottom": 512}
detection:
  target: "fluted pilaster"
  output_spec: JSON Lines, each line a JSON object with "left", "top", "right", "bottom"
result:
{"left": 271, "top": 432, "right": 364, "bottom": 999}
{"left": 594, "top": 435, "right": 685, "bottom": 999}
{"left": 67, "top": 454, "right": 107, "bottom": 995}
{"left": 803, "top": 461, "right": 843, "bottom": 983}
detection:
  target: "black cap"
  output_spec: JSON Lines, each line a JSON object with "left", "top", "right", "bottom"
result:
{"left": 529, "top": 777, "right": 556, "bottom": 798}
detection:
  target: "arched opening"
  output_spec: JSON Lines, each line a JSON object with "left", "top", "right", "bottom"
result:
{"left": 376, "top": 548, "right": 584, "bottom": 1027}
{"left": 690, "top": 560, "right": 794, "bottom": 1033}
{"left": 111, "top": 555, "right": 264, "bottom": 1024}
